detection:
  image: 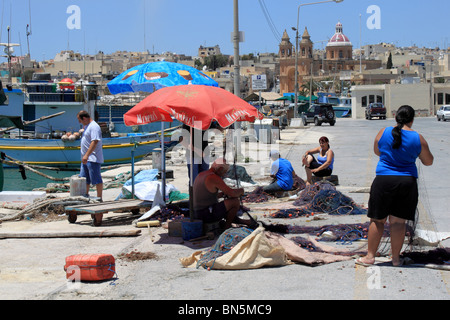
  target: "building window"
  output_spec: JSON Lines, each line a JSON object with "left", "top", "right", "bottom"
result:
{"left": 361, "top": 96, "right": 367, "bottom": 107}
{"left": 446, "top": 93, "right": 450, "bottom": 104}
{"left": 377, "top": 95, "right": 383, "bottom": 103}
{"left": 437, "top": 93, "right": 443, "bottom": 105}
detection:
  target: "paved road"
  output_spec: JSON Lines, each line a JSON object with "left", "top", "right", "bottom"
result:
{"left": 0, "top": 117, "right": 448, "bottom": 303}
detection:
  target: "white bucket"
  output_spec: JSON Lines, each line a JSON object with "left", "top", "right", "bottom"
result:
{"left": 70, "top": 175, "right": 86, "bottom": 197}
{"left": 152, "top": 148, "right": 162, "bottom": 170}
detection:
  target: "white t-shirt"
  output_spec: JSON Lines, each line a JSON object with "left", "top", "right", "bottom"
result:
{"left": 80, "top": 120, "right": 104, "bottom": 163}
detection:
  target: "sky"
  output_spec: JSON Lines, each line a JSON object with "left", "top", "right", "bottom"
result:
{"left": 0, "top": 0, "right": 449, "bottom": 63}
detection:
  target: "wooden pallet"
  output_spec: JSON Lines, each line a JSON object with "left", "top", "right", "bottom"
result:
{"left": 65, "top": 199, "right": 152, "bottom": 226}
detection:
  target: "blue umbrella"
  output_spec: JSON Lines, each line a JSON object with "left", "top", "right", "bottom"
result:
{"left": 107, "top": 61, "right": 218, "bottom": 94}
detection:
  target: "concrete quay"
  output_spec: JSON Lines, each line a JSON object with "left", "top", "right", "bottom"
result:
{"left": 0, "top": 117, "right": 449, "bottom": 301}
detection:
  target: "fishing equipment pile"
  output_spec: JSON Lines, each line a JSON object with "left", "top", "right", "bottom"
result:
{"left": 269, "top": 181, "right": 366, "bottom": 218}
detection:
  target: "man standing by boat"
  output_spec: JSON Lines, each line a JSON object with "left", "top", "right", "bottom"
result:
{"left": 77, "top": 110, "right": 104, "bottom": 200}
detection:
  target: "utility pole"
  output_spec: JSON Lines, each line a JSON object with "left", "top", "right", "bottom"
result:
{"left": 233, "top": 0, "right": 240, "bottom": 97}
{"left": 233, "top": 0, "right": 241, "bottom": 159}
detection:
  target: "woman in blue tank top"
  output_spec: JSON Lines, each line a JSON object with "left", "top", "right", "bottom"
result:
{"left": 302, "top": 136, "right": 334, "bottom": 185}
{"left": 356, "top": 105, "right": 434, "bottom": 267}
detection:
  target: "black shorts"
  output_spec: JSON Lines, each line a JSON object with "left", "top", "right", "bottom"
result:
{"left": 368, "top": 175, "right": 418, "bottom": 221}
{"left": 195, "top": 202, "right": 228, "bottom": 223}
{"left": 309, "top": 156, "right": 332, "bottom": 177}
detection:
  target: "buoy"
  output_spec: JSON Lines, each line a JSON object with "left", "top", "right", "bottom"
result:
{"left": 64, "top": 254, "right": 115, "bottom": 281}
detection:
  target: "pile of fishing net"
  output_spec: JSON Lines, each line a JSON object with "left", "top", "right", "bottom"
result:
{"left": 242, "top": 175, "right": 306, "bottom": 204}
{"left": 293, "top": 181, "right": 336, "bottom": 206}
{"left": 242, "top": 187, "right": 275, "bottom": 203}
{"left": 289, "top": 236, "right": 364, "bottom": 256}
{"left": 401, "top": 248, "right": 450, "bottom": 266}
{"left": 149, "top": 204, "right": 189, "bottom": 222}
{"left": 195, "top": 227, "right": 254, "bottom": 269}
{"left": 288, "top": 222, "right": 381, "bottom": 244}
{"left": 270, "top": 181, "right": 367, "bottom": 218}
{"left": 180, "top": 226, "right": 352, "bottom": 269}
{"left": 292, "top": 175, "right": 307, "bottom": 191}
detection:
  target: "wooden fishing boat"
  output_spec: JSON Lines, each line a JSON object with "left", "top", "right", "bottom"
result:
{"left": 0, "top": 81, "right": 179, "bottom": 168}
{"left": 0, "top": 132, "right": 162, "bottom": 168}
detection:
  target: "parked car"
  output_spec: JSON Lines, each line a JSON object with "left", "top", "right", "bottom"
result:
{"left": 437, "top": 105, "right": 450, "bottom": 121}
{"left": 365, "top": 103, "right": 386, "bottom": 120}
{"left": 302, "top": 103, "right": 336, "bottom": 126}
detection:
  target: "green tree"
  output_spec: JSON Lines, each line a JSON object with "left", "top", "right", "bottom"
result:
{"left": 203, "top": 55, "right": 229, "bottom": 71}
{"left": 387, "top": 52, "right": 393, "bottom": 69}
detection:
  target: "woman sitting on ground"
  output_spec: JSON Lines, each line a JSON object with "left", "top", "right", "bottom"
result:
{"left": 302, "top": 136, "right": 334, "bottom": 185}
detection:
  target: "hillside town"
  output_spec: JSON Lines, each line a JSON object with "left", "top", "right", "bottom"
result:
{"left": 1, "top": 20, "right": 450, "bottom": 119}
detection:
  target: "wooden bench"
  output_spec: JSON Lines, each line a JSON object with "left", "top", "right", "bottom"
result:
{"left": 65, "top": 199, "right": 152, "bottom": 226}
{"left": 312, "top": 175, "right": 339, "bottom": 185}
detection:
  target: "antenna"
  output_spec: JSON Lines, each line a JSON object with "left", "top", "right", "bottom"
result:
{"left": 26, "top": 0, "right": 32, "bottom": 57}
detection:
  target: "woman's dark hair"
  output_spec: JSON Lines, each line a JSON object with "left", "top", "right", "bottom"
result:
{"left": 319, "top": 136, "right": 329, "bottom": 145}
{"left": 392, "top": 105, "right": 415, "bottom": 149}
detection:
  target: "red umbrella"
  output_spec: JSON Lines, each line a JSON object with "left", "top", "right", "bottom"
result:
{"left": 124, "top": 84, "right": 263, "bottom": 221}
{"left": 124, "top": 84, "right": 263, "bottom": 130}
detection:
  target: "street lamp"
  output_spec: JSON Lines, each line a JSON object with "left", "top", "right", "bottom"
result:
{"left": 293, "top": 0, "right": 343, "bottom": 118}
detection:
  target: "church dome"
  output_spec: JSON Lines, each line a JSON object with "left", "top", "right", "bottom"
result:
{"left": 327, "top": 22, "right": 352, "bottom": 47}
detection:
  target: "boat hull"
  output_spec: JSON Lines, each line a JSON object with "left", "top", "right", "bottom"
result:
{"left": 333, "top": 106, "right": 351, "bottom": 118}
{"left": 0, "top": 133, "right": 162, "bottom": 168}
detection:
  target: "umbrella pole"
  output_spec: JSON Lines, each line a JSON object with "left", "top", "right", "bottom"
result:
{"left": 189, "top": 126, "right": 194, "bottom": 222}
{"left": 161, "top": 122, "right": 166, "bottom": 203}
{"left": 131, "top": 149, "right": 135, "bottom": 199}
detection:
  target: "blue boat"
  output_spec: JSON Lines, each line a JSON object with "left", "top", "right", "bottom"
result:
{"left": 317, "top": 92, "right": 351, "bottom": 118}
{"left": 0, "top": 81, "right": 176, "bottom": 168}
{"left": 0, "top": 132, "right": 162, "bottom": 168}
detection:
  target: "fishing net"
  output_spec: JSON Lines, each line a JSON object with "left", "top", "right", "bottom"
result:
{"left": 292, "top": 175, "right": 307, "bottom": 191}
{"left": 401, "top": 248, "right": 450, "bottom": 265}
{"left": 242, "top": 186, "right": 275, "bottom": 203}
{"left": 149, "top": 204, "right": 188, "bottom": 222}
{"left": 399, "top": 164, "right": 450, "bottom": 266}
{"left": 242, "top": 175, "right": 306, "bottom": 204}
{"left": 293, "top": 181, "right": 336, "bottom": 207}
{"left": 196, "top": 227, "right": 253, "bottom": 269}
{"left": 269, "top": 187, "right": 367, "bottom": 218}
{"left": 289, "top": 222, "right": 380, "bottom": 244}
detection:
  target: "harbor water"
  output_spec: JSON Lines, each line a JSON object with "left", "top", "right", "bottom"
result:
{"left": 2, "top": 167, "right": 76, "bottom": 191}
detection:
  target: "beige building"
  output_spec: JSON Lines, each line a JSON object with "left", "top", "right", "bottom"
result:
{"left": 351, "top": 82, "right": 450, "bottom": 119}
{"left": 198, "top": 45, "right": 222, "bottom": 61}
{"left": 44, "top": 60, "right": 105, "bottom": 77}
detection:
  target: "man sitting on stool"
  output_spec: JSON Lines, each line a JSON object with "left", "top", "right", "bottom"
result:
{"left": 193, "top": 158, "right": 256, "bottom": 229}
{"left": 263, "top": 150, "right": 296, "bottom": 194}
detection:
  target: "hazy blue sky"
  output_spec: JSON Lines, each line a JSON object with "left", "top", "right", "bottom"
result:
{"left": 0, "top": 0, "right": 448, "bottom": 62}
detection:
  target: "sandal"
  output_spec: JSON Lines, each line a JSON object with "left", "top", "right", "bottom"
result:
{"left": 355, "top": 257, "right": 375, "bottom": 267}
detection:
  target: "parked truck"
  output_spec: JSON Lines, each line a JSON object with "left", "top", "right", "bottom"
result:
{"left": 365, "top": 103, "right": 386, "bottom": 120}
